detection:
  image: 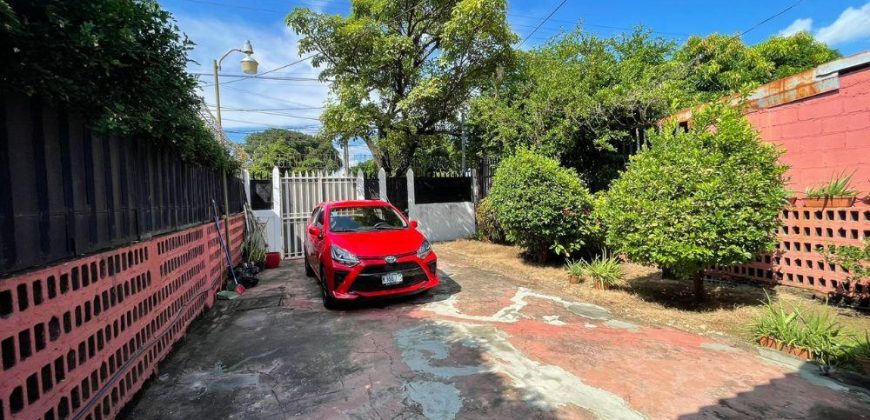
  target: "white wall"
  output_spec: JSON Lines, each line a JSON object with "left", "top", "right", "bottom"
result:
{"left": 412, "top": 202, "right": 475, "bottom": 242}
{"left": 252, "top": 210, "right": 283, "bottom": 253}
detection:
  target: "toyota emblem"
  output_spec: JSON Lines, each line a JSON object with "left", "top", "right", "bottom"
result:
{"left": 384, "top": 256, "right": 397, "bottom": 264}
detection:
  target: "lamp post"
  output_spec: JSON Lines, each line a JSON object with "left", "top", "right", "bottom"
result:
{"left": 213, "top": 40, "right": 259, "bottom": 251}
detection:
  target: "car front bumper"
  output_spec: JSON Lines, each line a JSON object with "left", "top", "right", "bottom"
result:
{"left": 326, "top": 253, "right": 439, "bottom": 300}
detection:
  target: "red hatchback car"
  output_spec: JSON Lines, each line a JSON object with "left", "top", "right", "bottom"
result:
{"left": 304, "top": 200, "right": 439, "bottom": 308}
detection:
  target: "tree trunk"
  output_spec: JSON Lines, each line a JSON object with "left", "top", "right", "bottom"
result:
{"left": 693, "top": 272, "right": 707, "bottom": 302}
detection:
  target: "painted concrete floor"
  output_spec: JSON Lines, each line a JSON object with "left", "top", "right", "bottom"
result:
{"left": 122, "top": 255, "right": 870, "bottom": 419}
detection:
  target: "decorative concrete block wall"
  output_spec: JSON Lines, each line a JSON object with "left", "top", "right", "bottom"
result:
{"left": 710, "top": 200, "right": 869, "bottom": 297}
{"left": 0, "top": 215, "right": 243, "bottom": 420}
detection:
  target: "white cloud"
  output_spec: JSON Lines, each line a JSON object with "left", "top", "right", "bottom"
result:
{"left": 173, "top": 14, "right": 330, "bottom": 132}
{"left": 816, "top": 2, "right": 870, "bottom": 45}
{"left": 778, "top": 2, "right": 870, "bottom": 46}
{"left": 779, "top": 17, "right": 813, "bottom": 36}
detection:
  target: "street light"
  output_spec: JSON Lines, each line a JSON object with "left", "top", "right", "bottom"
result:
{"left": 212, "top": 40, "right": 259, "bottom": 252}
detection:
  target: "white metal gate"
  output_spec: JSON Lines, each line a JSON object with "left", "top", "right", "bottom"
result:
{"left": 281, "top": 171, "right": 362, "bottom": 258}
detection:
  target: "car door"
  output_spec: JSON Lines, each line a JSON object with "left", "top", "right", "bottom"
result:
{"left": 305, "top": 206, "right": 320, "bottom": 262}
{"left": 307, "top": 206, "right": 326, "bottom": 267}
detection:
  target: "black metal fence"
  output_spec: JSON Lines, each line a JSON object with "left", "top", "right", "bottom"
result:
{"left": 415, "top": 176, "right": 472, "bottom": 203}
{"left": 475, "top": 157, "right": 499, "bottom": 200}
{"left": 0, "top": 94, "right": 244, "bottom": 275}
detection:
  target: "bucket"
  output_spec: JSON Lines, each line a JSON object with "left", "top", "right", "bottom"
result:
{"left": 264, "top": 252, "right": 281, "bottom": 269}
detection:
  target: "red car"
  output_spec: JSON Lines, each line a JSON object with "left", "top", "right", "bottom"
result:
{"left": 303, "top": 200, "right": 439, "bottom": 308}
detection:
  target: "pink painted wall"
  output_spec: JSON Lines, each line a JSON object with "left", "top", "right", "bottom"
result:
{"left": 744, "top": 67, "right": 870, "bottom": 194}
{"left": 0, "top": 215, "right": 244, "bottom": 420}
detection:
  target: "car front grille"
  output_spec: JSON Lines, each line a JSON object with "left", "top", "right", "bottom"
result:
{"left": 349, "top": 261, "right": 428, "bottom": 292}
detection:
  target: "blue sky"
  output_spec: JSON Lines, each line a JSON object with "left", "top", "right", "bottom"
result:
{"left": 158, "top": 0, "right": 870, "bottom": 164}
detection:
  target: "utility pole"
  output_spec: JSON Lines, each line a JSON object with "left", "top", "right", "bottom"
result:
{"left": 460, "top": 110, "right": 467, "bottom": 174}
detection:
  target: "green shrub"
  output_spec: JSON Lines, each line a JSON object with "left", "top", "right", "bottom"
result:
{"left": 820, "top": 239, "right": 870, "bottom": 280}
{"left": 601, "top": 104, "right": 788, "bottom": 300}
{"left": 488, "top": 149, "right": 594, "bottom": 262}
{"left": 475, "top": 197, "right": 505, "bottom": 243}
{"left": 567, "top": 253, "right": 623, "bottom": 288}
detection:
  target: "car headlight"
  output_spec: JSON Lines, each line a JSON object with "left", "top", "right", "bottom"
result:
{"left": 331, "top": 244, "right": 359, "bottom": 267}
{"left": 417, "top": 239, "right": 431, "bottom": 259}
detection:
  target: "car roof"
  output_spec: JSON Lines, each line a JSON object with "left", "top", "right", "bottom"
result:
{"left": 321, "top": 199, "right": 392, "bottom": 209}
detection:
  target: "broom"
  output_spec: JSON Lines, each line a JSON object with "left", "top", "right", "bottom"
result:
{"left": 212, "top": 200, "right": 245, "bottom": 299}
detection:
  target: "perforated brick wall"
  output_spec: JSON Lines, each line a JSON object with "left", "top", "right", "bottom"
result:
{"left": 709, "top": 200, "right": 869, "bottom": 297}
{"left": 0, "top": 215, "right": 243, "bottom": 420}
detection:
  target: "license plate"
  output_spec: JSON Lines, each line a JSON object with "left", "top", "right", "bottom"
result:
{"left": 382, "top": 272, "right": 403, "bottom": 286}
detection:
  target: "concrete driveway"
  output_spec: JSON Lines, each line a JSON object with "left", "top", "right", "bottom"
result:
{"left": 123, "top": 253, "right": 870, "bottom": 419}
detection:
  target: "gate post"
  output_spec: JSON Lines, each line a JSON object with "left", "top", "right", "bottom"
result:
{"left": 378, "top": 167, "right": 387, "bottom": 201}
{"left": 356, "top": 170, "right": 365, "bottom": 200}
{"left": 406, "top": 168, "right": 415, "bottom": 219}
{"left": 272, "top": 166, "right": 283, "bottom": 256}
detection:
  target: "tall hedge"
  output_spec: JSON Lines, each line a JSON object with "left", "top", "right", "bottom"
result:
{"left": 600, "top": 104, "right": 787, "bottom": 300}
{"left": 488, "top": 149, "right": 593, "bottom": 262}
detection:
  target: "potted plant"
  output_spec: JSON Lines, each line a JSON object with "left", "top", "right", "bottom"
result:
{"left": 566, "top": 260, "right": 584, "bottom": 284}
{"left": 242, "top": 228, "right": 267, "bottom": 269}
{"left": 803, "top": 174, "right": 858, "bottom": 208}
{"left": 570, "top": 252, "right": 623, "bottom": 289}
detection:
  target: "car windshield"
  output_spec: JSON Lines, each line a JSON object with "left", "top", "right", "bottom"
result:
{"left": 329, "top": 206, "right": 408, "bottom": 232}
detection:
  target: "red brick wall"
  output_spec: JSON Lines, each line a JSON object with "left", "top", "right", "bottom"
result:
{"left": 0, "top": 215, "right": 244, "bottom": 420}
{"left": 744, "top": 68, "right": 870, "bottom": 193}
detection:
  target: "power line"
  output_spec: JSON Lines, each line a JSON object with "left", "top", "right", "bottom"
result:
{"left": 208, "top": 105, "right": 325, "bottom": 111}
{"left": 741, "top": 0, "right": 805, "bottom": 36}
{"left": 192, "top": 72, "right": 326, "bottom": 82}
{"left": 517, "top": 0, "right": 569, "bottom": 47}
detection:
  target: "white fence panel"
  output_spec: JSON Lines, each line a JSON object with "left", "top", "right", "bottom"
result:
{"left": 281, "top": 171, "right": 361, "bottom": 258}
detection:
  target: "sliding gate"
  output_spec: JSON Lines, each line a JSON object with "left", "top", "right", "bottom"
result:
{"left": 281, "top": 172, "right": 362, "bottom": 258}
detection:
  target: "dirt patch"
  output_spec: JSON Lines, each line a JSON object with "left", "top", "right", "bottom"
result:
{"left": 435, "top": 240, "right": 870, "bottom": 342}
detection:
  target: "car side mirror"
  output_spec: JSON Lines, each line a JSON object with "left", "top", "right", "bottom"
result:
{"left": 308, "top": 226, "right": 322, "bottom": 237}
{"left": 409, "top": 220, "right": 418, "bottom": 228}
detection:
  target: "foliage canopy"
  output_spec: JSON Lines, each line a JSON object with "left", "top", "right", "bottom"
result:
{"left": 287, "top": 0, "right": 516, "bottom": 175}
{"left": 244, "top": 129, "right": 341, "bottom": 178}
{"left": 0, "top": 0, "right": 233, "bottom": 168}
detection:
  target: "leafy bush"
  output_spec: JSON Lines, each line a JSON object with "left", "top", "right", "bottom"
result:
{"left": 488, "top": 149, "right": 594, "bottom": 262}
{"left": 475, "top": 197, "right": 505, "bottom": 243}
{"left": 804, "top": 173, "right": 858, "bottom": 198}
{"left": 567, "top": 253, "right": 623, "bottom": 288}
{"left": 820, "top": 239, "right": 870, "bottom": 280}
{"left": 601, "top": 104, "right": 788, "bottom": 300}
{"left": 0, "top": 0, "right": 233, "bottom": 168}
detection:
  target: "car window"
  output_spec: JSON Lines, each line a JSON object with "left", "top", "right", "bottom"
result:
{"left": 314, "top": 208, "right": 324, "bottom": 226}
{"left": 309, "top": 207, "right": 321, "bottom": 224}
{"left": 329, "top": 206, "right": 407, "bottom": 232}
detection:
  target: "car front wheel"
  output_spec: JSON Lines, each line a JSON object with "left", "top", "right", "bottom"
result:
{"left": 304, "top": 255, "right": 315, "bottom": 277}
{"left": 320, "top": 266, "right": 338, "bottom": 310}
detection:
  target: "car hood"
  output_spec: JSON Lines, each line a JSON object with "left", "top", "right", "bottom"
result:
{"left": 330, "top": 228, "right": 425, "bottom": 258}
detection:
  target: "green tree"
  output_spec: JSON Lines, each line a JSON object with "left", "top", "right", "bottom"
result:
{"left": 468, "top": 28, "right": 690, "bottom": 191}
{"left": 244, "top": 129, "right": 341, "bottom": 178}
{"left": 0, "top": 0, "right": 232, "bottom": 168}
{"left": 287, "top": 0, "right": 516, "bottom": 175}
{"left": 488, "top": 149, "right": 594, "bottom": 262}
{"left": 600, "top": 104, "right": 788, "bottom": 301}
{"left": 675, "top": 33, "right": 840, "bottom": 99}
{"left": 752, "top": 32, "right": 840, "bottom": 80}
